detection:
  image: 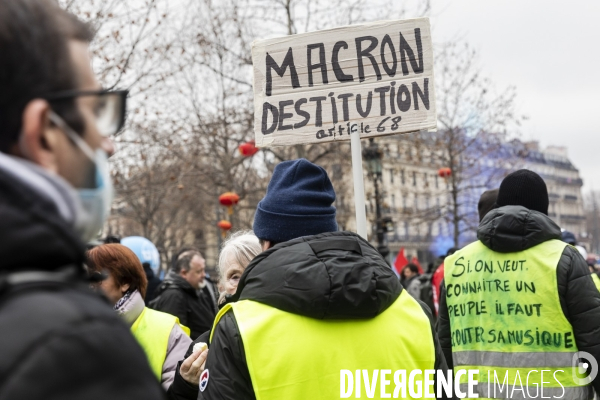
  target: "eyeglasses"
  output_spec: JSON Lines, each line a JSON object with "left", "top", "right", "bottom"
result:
{"left": 44, "top": 89, "right": 128, "bottom": 137}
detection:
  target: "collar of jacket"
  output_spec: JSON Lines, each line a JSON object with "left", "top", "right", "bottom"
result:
{"left": 477, "top": 205, "right": 562, "bottom": 253}
{"left": 0, "top": 152, "right": 85, "bottom": 273}
{"left": 230, "top": 231, "right": 401, "bottom": 320}
{"left": 163, "top": 271, "right": 198, "bottom": 297}
{"left": 115, "top": 290, "right": 145, "bottom": 326}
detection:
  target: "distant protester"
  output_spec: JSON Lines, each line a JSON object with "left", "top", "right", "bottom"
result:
{"left": 478, "top": 188, "right": 499, "bottom": 222}
{"left": 151, "top": 249, "right": 216, "bottom": 339}
{"left": 87, "top": 244, "right": 198, "bottom": 390}
{"left": 400, "top": 263, "right": 422, "bottom": 299}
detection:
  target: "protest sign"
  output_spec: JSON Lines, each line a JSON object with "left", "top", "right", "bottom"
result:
{"left": 252, "top": 18, "right": 436, "bottom": 147}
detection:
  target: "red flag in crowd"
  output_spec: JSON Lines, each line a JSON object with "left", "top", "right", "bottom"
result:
{"left": 410, "top": 256, "right": 424, "bottom": 274}
{"left": 394, "top": 248, "right": 408, "bottom": 274}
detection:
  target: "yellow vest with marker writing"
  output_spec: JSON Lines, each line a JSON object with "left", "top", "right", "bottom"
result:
{"left": 131, "top": 307, "right": 190, "bottom": 380}
{"left": 445, "top": 239, "right": 592, "bottom": 399}
{"left": 210, "top": 291, "right": 435, "bottom": 400}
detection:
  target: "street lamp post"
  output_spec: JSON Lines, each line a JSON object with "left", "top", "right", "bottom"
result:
{"left": 362, "top": 138, "right": 390, "bottom": 262}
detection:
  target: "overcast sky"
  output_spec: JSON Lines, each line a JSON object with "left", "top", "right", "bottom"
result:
{"left": 428, "top": 0, "right": 600, "bottom": 192}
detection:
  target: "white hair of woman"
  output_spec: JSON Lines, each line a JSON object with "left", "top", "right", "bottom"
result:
{"left": 217, "top": 230, "right": 262, "bottom": 304}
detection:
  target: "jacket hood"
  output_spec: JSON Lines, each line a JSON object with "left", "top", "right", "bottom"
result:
{"left": 0, "top": 152, "right": 86, "bottom": 272}
{"left": 232, "top": 231, "right": 401, "bottom": 319}
{"left": 477, "top": 205, "right": 561, "bottom": 253}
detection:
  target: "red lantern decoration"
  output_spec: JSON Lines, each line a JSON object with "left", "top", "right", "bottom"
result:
{"left": 219, "top": 192, "right": 240, "bottom": 215}
{"left": 217, "top": 220, "right": 232, "bottom": 238}
{"left": 239, "top": 141, "right": 259, "bottom": 157}
{"left": 438, "top": 167, "right": 452, "bottom": 179}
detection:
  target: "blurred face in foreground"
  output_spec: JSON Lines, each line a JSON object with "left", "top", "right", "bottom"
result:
{"left": 15, "top": 40, "right": 115, "bottom": 188}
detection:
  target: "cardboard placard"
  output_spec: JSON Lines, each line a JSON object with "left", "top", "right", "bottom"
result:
{"left": 252, "top": 18, "right": 437, "bottom": 148}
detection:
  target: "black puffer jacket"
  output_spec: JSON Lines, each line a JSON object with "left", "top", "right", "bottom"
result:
{"left": 151, "top": 273, "right": 216, "bottom": 340}
{"left": 201, "top": 231, "right": 448, "bottom": 400}
{"left": 0, "top": 154, "right": 164, "bottom": 399}
{"left": 437, "top": 205, "right": 600, "bottom": 394}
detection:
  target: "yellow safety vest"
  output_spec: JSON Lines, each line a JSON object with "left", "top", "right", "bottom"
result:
{"left": 445, "top": 239, "right": 592, "bottom": 399}
{"left": 210, "top": 291, "right": 435, "bottom": 400}
{"left": 131, "top": 307, "right": 190, "bottom": 380}
{"left": 591, "top": 274, "right": 600, "bottom": 292}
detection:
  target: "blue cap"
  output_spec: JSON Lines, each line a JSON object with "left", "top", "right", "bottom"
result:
{"left": 253, "top": 159, "right": 337, "bottom": 243}
{"left": 121, "top": 236, "right": 160, "bottom": 273}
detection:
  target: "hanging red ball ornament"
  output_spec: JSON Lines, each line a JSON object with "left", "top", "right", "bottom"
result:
{"left": 239, "top": 141, "right": 259, "bottom": 157}
{"left": 438, "top": 167, "right": 452, "bottom": 178}
{"left": 217, "top": 220, "right": 232, "bottom": 238}
{"left": 219, "top": 192, "right": 240, "bottom": 215}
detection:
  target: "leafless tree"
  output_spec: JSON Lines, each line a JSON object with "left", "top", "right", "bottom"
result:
{"left": 63, "top": 0, "right": 434, "bottom": 267}
{"left": 409, "top": 42, "right": 523, "bottom": 247}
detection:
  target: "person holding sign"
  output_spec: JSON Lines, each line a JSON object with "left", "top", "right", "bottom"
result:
{"left": 438, "top": 170, "right": 600, "bottom": 399}
{"left": 201, "top": 159, "right": 448, "bottom": 399}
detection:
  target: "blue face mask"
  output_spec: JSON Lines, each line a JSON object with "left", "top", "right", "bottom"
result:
{"left": 48, "top": 111, "right": 114, "bottom": 242}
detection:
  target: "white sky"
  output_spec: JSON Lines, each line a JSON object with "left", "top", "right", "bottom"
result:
{"left": 429, "top": 0, "right": 600, "bottom": 192}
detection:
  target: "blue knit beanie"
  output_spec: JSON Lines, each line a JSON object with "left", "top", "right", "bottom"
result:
{"left": 253, "top": 159, "right": 338, "bottom": 243}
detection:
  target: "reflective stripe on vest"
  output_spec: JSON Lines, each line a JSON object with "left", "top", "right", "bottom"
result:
{"left": 131, "top": 307, "right": 190, "bottom": 380}
{"left": 211, "top": 291, "right": 435, "bottom": 400}
{"left": 445, "top": 239, "right": 592, "bottom": 399}
{"left": 458, "top": 382, "right": 590, "bottom": 400}
{"left": 591, "top": 274, "right": 600, "bottom": 292}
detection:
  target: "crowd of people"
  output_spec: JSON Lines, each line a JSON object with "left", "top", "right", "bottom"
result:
{"left": 1, "top": 1, "right": 600, "bottom": 399}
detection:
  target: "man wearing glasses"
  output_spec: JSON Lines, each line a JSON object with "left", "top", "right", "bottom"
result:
{"left": 0, "top": 1, "right": 163, "bottom": 399}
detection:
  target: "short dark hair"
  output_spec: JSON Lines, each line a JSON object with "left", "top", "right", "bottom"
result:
{"left": 172, "top": 250, "right": 202, "bottom": 274}
{"left": 403, "top": 263, "right": 420, "bottom": 276}
{"left": 0, "top": 0, "right": 94, "bottom": 152}
{"left": 258, "top": 239, "right": 279, "bottom": 249}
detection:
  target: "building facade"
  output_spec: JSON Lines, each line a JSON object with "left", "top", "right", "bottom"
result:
{"left": 342, "top": 136, "right": 586, "bottom": 266}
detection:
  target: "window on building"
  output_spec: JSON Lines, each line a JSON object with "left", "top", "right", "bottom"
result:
{"left": 390, "top": 169, "right": 394, "bottom": 184}
{"left": 425, "top": 196, "right": 430, "bottom": 209}
{"left": 423, "top": 173, "right": 428, "bottom": 187}
{"left": 435, "top": 175, "right": 439, "bottom": 188}
{"left": 401, "top": 170, "right": 405, "bottom": 185}
{"left": 412, "top": 171, "right": 417, "bottom": 186}
{"left": 402, "top": 195, "right": 407, "bottom": 211}
{"left": 438, "top": 222, "right": 443, "bottom": 236}
{"left": 391, "top": 194, "right": 396, "bottom": 210}
{"left": 404, "top": 221, "right": 409, "bottom": 237}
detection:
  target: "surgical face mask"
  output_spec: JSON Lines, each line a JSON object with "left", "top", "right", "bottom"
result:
{"left": 48, "top": 111, "right": 114, "bottom": 242}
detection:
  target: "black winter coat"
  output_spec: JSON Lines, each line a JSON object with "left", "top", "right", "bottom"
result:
{"left": 200, "top": 231, "right": 449, "bottom": 400}
{"left": 0, "top": 154, "right": 164, "bottom": 399}
{"left": 167, "top": 331, "right": 210, "bottom": 400}
{"left": 150, "top": 273, "right": 216, "bottom": 340}
{"left": 437, "top": 205, "right": 600, "bottom": 394}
